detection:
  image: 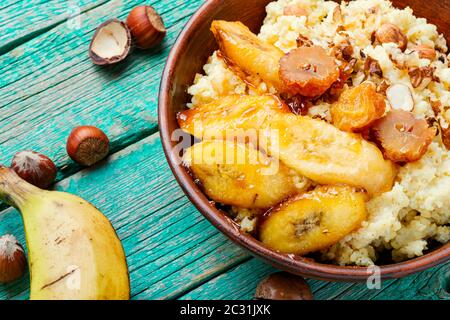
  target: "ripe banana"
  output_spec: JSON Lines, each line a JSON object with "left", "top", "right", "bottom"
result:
{"left": 0, "top": 167, "right": 130, "bottom": 300}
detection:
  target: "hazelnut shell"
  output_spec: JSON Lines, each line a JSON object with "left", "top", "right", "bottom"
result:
{"left": 89, "top": 19, "right": 132, "bottom": 65}
{"left": 126, "top": 5, "right": 166, "bottom": 49}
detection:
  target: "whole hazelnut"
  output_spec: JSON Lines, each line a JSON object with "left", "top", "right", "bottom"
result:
{"left": 255, "top": 272, "right": 313, "bottom": 300}
{"left": 66, "top": 126, "right": 110, "bottom": 166}
{"left": 126, "top": 6, "right": 166, "bottom": 49}
{"left": 411, "top": 44, "right": 437, "bottom": 61}
{"left": 375, "top": 23, "right": 408, "bottom": 51}
{"left": 0, "top": 234, "right": 27, "bottom": 284}
{"left": 10, "top": 151, "right": 57, "bottom": 189}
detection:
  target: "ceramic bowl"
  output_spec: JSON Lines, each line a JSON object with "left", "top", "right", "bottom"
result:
{"left": 159, "top": 0, "right": 450, "bottom": 281}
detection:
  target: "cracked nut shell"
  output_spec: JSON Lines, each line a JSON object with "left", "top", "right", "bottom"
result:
{"left": 89, "top": 19, "right": 132, "bottom": 65}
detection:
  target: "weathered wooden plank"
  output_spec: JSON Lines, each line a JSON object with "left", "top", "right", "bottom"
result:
{"left": 0, "top": 0, "right": 204, "bottom": 182}
{"left": 0, "top": 0, "right": 108, "bottom": 54}
{"left": 1, "top": 133, "right": 449, "bottom": 300}
{"left": 179, "top": 257, "right": 450, "bottom": 300}
{"left": 0, "top": 134, "right": 249, "bottom": 300}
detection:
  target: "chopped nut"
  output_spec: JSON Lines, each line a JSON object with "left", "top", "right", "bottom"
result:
{"left": 284, "top": 4, "right": 308, "bottom": 17}
{"left": 285, "top": 95, "right": 312, "bottom": 115}
{"left": 435, "top": 34, "right": 448, "bottom": 53}
{"left": 332, "top": 58, "right": 357, "bottom": 90}
{"left": 342, "top": 45, "right": 354, "bottom": 60}
{"left": 375, "top": 23, "right": 408, "bottom": 51}
{"left": 430, "top": 100, "right": 442, "bottom": 116}
{"left": 368, "top": 6, "right": 379, "bottom": 14}
{"left": 331, "top": 40, "right": 354, "bottom": 61}
{"left": 377, "top": 79, "right": 391, "bottom": 95}
{"left": 364, "top": 56, "right": 383, "bottom": 77}
{"left": 386, "top": 83, "right": 414, "bottom": 111}
{"left": 441, "top": 123, "right": 450, "bottom": 150}
{"left": 411, "top": 45, "right": 437, "bottom": 60}
{"left": 408, "top": 66, "right": 434, "bottom": 90}
{"left": 296, "top": 34, "right": 313, "bottom": 47}
{"left": 333, "top": 5, "right": 343, "bottom": 23}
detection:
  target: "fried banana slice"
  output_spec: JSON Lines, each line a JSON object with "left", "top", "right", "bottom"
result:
{"left": 179, "top": 95, "right": 396, "bottom": 196}
{"left": 262, "top": 114, "right": 397, "bottom": 196}
{"left": 178, "top": 95, "right": 290, "bottom": 140}
{"left": 259, "top": 186, "right": 367, "bottom": 255}
{"left": 183, "top": 140, "right": 307, "bottom": 209}
{"left": 211, "top": 20, "right": 285, "bottom": 91}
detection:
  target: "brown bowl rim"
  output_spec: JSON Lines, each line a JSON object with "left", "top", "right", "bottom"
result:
{"left": 158, "top": 0, "right": 450, "bottom": 281}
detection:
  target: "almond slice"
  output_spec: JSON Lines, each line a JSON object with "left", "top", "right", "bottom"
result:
{"left": 386, "top": 83, "right": 414, "bottom": 111}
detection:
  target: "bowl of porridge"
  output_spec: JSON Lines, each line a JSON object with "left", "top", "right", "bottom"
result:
{"left": 159, "top": 0, "right": 450, "bottom": 281}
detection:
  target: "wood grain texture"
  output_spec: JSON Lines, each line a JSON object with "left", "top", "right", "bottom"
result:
{"left": 0, "top": 0, "right": 204, "bottom": 181}
{"left": 0, "top": 0, "right": 109, "bottom": 54}
{"left": 0, "top": 134, "right": 448, "bottom": 300}
{"left": 159, "top": 0, "right": 450, "bottom": 281}
{"left": 180, "top": 257, "right": 450, "bottom": 300}
{"left": 0, "top": 134, "right": 248, "bottom": 299}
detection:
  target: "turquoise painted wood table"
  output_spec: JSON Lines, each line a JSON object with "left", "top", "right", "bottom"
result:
{"left": 0, "top": 0, "right": 449, "bottom": 300}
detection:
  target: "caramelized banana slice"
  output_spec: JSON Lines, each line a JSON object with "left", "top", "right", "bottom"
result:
{"left": 183, "top": 140, "right": 306, "bottom": 209}
{"left": 372, "top": 110, "right": 436, "bottom": 163}
{"left": 331, "top": 82, "right": 386, "bottom": 132}
{"left": 179, "top": 95, "right": 396, "bottom": 196}
{"left": 211, "top": 20, "right": 285, "bottom": 91}
{"left": 259, "top": 186, "right": 367, "bottom": 255}
{"left": 279, "top": 46, "right": 340, "bottom": 97}
{"left": 262, "top": 114, "right": 397, "bottom": 196}
{"left": 178, "top": 95, "right": 290, "bottom": 140}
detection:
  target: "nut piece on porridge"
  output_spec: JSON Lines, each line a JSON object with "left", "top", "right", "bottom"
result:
{"left": 183, "top": 140, "right": 307, "bottom": 209}
{"left": 186, "top": 0, "right": 450, "bottom": 266}
{"left": 279, "top": 46, "right": 340, "bottom": 97}
{"left": 331, "top": 81, "right": 386, "bottom": 132}
{"left": 211, "top": 20, "right": 285, "bottom": 92}
{"left": 259, "top": 186, "right": 367, "bottom": 255}
{"left": 439, "top": 123, "right": 450, "bottom": 150}
{"left": 372, "top": 110, "right": 437, "bottom": 163}
{"left": 283, "top": 4, "right": 308, "bottom": 18}
{"left": 178, "top": 95, "right": 290, "bottom": 140}
{"left": 374, "top": 23, "right": 408, "bottom": 51}
{"left": 386, "top": 83, "right": 414, "bottom": 111}
{"left": 411, "top": 44, "right": 437, "bottom": 61}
